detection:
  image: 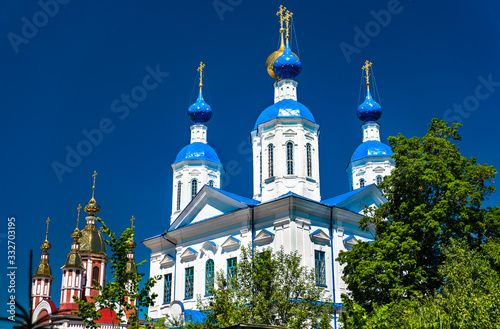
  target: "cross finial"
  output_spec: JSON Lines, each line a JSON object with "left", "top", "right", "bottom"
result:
{"left": 76, "top": 204, "right": 81, "bottom": 229}
{"left": 197, "top": 62, "right": 205, "bottom": 92}
{"left": 276, "top": 5, "right": 287, "bottom": 31}
{"left": 91, "top": 170, "right": 97, "bottom": 198}
{"left": 362, "top": 60, "right": 373, "bottom": 88}
{"left": 284, "top": 10, "right": 293, "bottom": 40}
{"left": 45, "top": 217, "right": 50, "bottom": 241}
{"left": 130, "top": 215, "right": 135, "bottom": 227}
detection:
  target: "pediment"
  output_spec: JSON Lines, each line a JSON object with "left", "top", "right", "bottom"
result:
{"left": 373, "top": 166, "right": 385, "bottom": 173}
{"left": 310, "top": 229, "right": 330, "bottom": 243}
{"left": 169, "top": 186, "right": 257, "bottom": 231}
{"left": 221, "top": 236, "right": 241, "bottom": 250}
{"left": 160, "top": 254, "right": 175, "bottom": 267}
{"left": 343, "top": 235, "right": 358, "bottom": 247}
{"left": 253, "top": 229, "right": 274, "bottom": 245}
{"left": 180, "top": 247, "right": 198, "bottom": 260}
{"left": 284, "top": 128, "right": 297, "bottom": 135}
{"left": 305, "top": 132, "right": 314, "bottom": 140}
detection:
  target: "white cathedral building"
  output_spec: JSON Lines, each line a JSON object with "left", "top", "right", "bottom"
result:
{"left": 144, "top": 8, "right": 395, "bottom": 325}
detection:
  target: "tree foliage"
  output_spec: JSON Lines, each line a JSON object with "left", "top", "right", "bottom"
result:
{"left": 341, "top": 239, "right": 500, "bottom": 329}
{"left": 338, "top": 119, "right": 500, "bottom": 326}
{"left": 197, "top": 245, "right": 334, "bottom": 329}
{"left": 73, "top": 218, "right": 161, "bottom": 328}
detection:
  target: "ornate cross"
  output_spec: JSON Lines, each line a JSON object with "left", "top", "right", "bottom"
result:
{"left": 362, "top": 60, "right": 373, "bottom": 86}
{"left": 276, "top": 5, "right": 287, "bottom": 30}
{"left": 45, "top": 217, "right": 50, "bottom": 240}
{"left": 197, "top": 62, "right": 205, "bottom": 91}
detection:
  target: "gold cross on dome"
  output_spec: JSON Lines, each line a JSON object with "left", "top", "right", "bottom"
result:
{"left": 197, "top": 62, "right": 205, "bottom": 90}
{"left": 76, "top": 204, "right": 81, "bottom": 228}
{"left": 130, "top": 215, "right": 135, "bottom": 227}
{"left": 91, "top": 170, "right": 97, "bottom": 198}
{"left": 284, "top": 10, "right": 293, "bottom": 39}
{"left": 45, "top": 217, "right": 50, "bottom": 240}
{"left": 362, "top": 60, "right": 373, "bottom": 86}
{"left": 276, "top": 5, "right": 287, "bottom": 30}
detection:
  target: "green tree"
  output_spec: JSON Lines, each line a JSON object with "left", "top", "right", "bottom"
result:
{"left": 338, "top": 119, "right": 500, "bottom": 316}
{"left": 73, "top": 218, "right": 161, "bottom": 328}
{"left": 198, "top": 245, "right": 334, "bottom": 329}
{"left": 341, "top": 239, "right": 500, "bottom": 329}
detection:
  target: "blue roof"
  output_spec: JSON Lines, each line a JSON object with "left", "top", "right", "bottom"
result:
{"left": 343, "top": 235, "right": 354, "bottom": 242}
{"left": 254, "top": 99, "right": 315, "bottom": 129}
{"left": 208, "top": 186, "right": 260, "bottom": 205}
{"left": 321, "top": 184, "right": 372, "bottom": 206}
{"left": 357, "top": 90, "right": 382, "bottom": 122}
{"left": 273, "top": 42, "right": 302, "bottom": 80}
{"left": 188, "top": 91, "right": 212, "bottom": 124}
{"left": 184, "top": 310, "right": 207, "bottom": 323}
{"left": 351, "top": 140, "right": 393, "bottom": 162}
{"left": 173, "top": 142, "right": 221, "bottom": 165}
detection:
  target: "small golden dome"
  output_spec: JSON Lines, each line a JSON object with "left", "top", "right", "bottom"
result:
{"left": 40, "top": 239, "right": 51, "bottom": 251}
{"left": 71, "top": 228, "right": 82, "bottom": 240}
{"left": 79, "top": 226, "right": 107, "bottom": 255}
{"left": 127, "top": 238, "right": 137, "bottom": 250}
{"left": 84, "top": 197, "right": 101, "bottom": 216}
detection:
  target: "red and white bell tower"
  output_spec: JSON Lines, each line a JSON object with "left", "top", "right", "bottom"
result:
{"left": 59, "top": 205, "right": 85, "bottom": 312}
{"left": 31, "top": 217, "right": 55, "bottom": 310}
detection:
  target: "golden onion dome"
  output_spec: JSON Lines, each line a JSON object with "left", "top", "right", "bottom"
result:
{"left": 127, "top": 238, "right": 137, "bottom": 250}
{"left": 84, "top": 197, "right": 100, "bottom": 216}
{"left": 79, "top": 226, "right": 107, "bottom": 255}
{"left": 266, "top": 28, "right": 286, "bottom": 79}
{"left": 71, "top": 228, "right": 82, "bottom": 240}
{"left": 40, "top": 239, "right": 51, "bottom": 251}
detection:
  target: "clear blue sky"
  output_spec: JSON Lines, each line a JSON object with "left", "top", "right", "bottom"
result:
{"left": 1, "top": 0, "right": 500, "bottom": 325}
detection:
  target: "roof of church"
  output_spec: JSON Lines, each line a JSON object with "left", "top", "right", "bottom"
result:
{"left": 173, "top": 142, "right": 221, "bottom": 165}
{"left": 321, "top": 184, "right": 372, "bottom": 206}
{"left": 208, "top": 186, "right": 260, "bottom": 205}
{"left": 351, "top": 140, "right": 393, "bottom": 162}
{"left": 254, "top": 99, "right": 315, "bottom": 129}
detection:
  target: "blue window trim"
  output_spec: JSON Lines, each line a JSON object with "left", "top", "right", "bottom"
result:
{"left": 163, "top": 273, "right": 172, "bottom": 304}
{"left": 315, "top": 250, "right": 326, "bottom": 287}
{"left": 227, "top": 257, "right": 237, "bottom": 284}
{"left": 205, "top": 259, "right": 214, "bottom": 296}
{"left": 185, "top": 267, "right": 194, "bottom": 299}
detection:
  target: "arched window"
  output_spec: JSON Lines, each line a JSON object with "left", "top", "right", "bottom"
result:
{"left": 286, "top": 142, "right": 294, "bottom": 175}
{"left": 208, "top": 180, "right": 214, "bottom": 187}
{"left": 268, "top": 144, "right": 274, "bottom": 177}
{"left": 306, "top": 143, "right": 312, "bottom": 177}
{"left": 191, "top": 179, "right": 198, "bottom": 199}
{"left": 376, "top": 175, "right": 383, "bottom": 185}
{"left": 92, "top": 266, "right": 99, "bottom": 284}
{"left": 359, "top": 178, "right": 365, "bottom": 188}
{"left": 205, "top": 259, "right": 214, "bottom": 295}
{"left": 176, "top": 181, "right": 182, "bottom": 211}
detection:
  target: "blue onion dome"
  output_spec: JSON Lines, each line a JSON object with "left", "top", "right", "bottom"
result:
{"left": 273, "top": 42, "right": 302, "bottom": 80}
{"left": 188, "top": 91, "right": 213, "bottom": 124}
{"left": 351, "top": 140, "right": 393, "bottom": 162}
{"left": 357, "top": 90, "right": 382, "bottom": 122}
{"left": 174, "top": 142, "right": 222, "bottom": 165}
